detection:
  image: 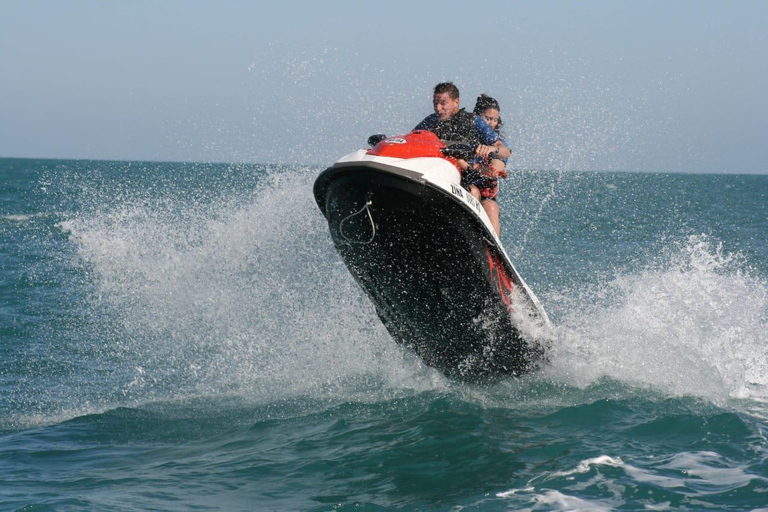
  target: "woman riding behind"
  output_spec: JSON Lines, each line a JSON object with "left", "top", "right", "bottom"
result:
{"left": 462, "top": 94, "right": 510, "bottom": 235}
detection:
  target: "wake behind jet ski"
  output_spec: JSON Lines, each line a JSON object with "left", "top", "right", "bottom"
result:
{"left": 313, "top": 130, "right": 551, "bottom": 380}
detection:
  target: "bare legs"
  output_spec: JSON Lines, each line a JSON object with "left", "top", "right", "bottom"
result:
{"left": 468, "top": 185, "right": 501, "bottom": 236}
{"left": 483, "top": 198, "right": 501, "bottom": 236}
{"left": 464, "top": 159, "right": 506, "bottom": 236}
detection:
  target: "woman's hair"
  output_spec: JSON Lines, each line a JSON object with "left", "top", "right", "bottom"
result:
{"left": 473, "top": 94, "right": 503, "bottom": 128}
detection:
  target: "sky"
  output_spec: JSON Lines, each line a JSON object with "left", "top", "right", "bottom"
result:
{"left": 1, "top": 0, "right": 766, "bottom": 173}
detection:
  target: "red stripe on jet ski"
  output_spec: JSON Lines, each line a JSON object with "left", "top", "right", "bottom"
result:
{"left": 485, "top": 242, "right": 515, "bottom": 311}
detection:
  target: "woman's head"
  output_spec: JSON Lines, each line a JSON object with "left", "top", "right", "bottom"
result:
{"left": 473, "top": 94, "right": 502, "bottom": 130}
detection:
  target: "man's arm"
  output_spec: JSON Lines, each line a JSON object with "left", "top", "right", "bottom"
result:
{"left": 475, "top": 142, "right": 509, "bottom": 160}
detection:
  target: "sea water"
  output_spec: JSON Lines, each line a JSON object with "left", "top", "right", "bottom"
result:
{"left": 1, "top": 157, "right": 767, "bottom": 510}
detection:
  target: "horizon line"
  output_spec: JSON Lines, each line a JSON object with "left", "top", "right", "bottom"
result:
{"left": 1, "top": 155, "right": 765, "bottom": 176}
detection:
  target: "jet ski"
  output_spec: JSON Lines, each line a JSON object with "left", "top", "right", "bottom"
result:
{"left": 313, "top": 130, "right": 551, "bottom": 380}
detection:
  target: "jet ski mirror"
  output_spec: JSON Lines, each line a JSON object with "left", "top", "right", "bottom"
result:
{"left": 368, "top": 134, "right": 387, "bottom": 147}
{"left": 440, "top": 143, "right": 478, "bottom": 160}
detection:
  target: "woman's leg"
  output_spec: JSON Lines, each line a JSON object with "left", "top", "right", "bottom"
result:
{"left": 482, "top": 199, "right": 500, "bottom": 236}
{"left": 468, "top": 184, "right": 482, "bottom": 202}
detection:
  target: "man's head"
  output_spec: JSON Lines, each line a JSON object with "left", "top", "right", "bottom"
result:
{"left": 433, "top": 82, "right": 460, "bottom": 121}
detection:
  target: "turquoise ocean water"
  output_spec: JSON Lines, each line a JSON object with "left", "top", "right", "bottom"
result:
{"left": 1, "top": 157, "right": 767, "bottom": 510}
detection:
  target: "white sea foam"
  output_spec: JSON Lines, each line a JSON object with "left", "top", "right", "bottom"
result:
{"left": 61, "top": 165, "right": 446, "bottom": 410}
{"left": 496, "top": 450, "right": 765, "bottom": 510}
{"left": 543, "top": 234, "right": 768, "bottom": 405}
{"left": 496, "top": 487, "right": 535, "bottom": 498}
{"left": 496, "top": 455, "right": 626, "bottom": 505}
{"left": 495, "top": 488, "right": 620, "bottom": 511}
{"left": 550, "top": 455, "right": 624, "bottom": 478}
{"left": 529, "top": 491, "right": 618, "bottom": 511}
{"left": 641, "top": 451, "right": 768, "bottom": 494}
{"left": 2, "top": 212, "right": 47, "bottom": 222}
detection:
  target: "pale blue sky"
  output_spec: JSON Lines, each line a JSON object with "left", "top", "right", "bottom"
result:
{"left": 1, "top": 0, "right": 766, "bottom": 172}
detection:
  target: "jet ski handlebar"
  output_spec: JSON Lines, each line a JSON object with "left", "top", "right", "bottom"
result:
{"left": 368, "top": 134, "right": 388, "bottom": 147}
{"left": 440, "top": 143, "right": 479, "bottom": 160}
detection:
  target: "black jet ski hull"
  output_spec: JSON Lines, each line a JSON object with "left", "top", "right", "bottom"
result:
{"left": 314, "top": 161, "right": 545, "bottom": 379}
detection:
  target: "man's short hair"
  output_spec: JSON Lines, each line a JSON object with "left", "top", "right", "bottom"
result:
{"left": 434, "top": 82, "right": 459, "bottom": 100}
